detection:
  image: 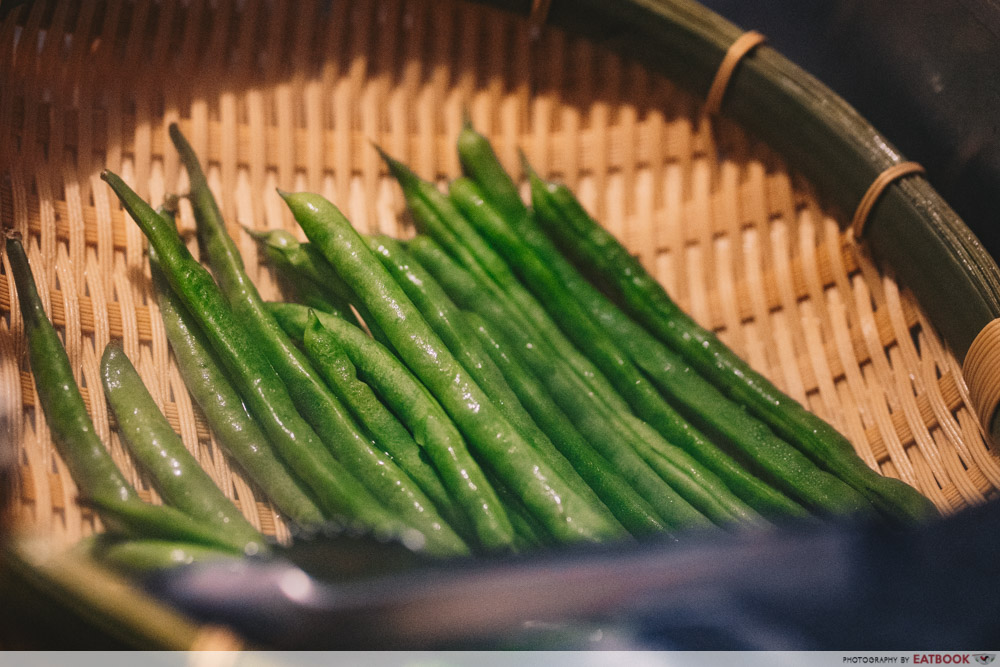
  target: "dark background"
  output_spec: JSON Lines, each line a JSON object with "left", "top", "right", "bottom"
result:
{"left": 701, "top": 0, "right": 1000, "bottom": 262}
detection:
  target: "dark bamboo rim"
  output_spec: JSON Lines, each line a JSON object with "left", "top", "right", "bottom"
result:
{"left": 475, "top": 0, "right": 1000, "bottom": 442}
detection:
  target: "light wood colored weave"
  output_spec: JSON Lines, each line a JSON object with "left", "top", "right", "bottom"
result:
{"left": 1, "top": 0, "right": 997, "bottom": 548}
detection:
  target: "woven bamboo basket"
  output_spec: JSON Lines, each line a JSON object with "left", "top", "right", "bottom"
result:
{"left": 2, "top": 0, "right": 999, "bottom": 576}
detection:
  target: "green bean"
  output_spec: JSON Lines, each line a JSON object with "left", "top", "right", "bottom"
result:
{"left": 245, "top": 227, "right": 360, "bottom": 325}
{"left": 365, "top": 235, "right": 524, "bottom": 422}
{"left": 6, "top": 233, "right": 245, "bottom": 552}
{"left": 168, "top": 125, "right": 467, "bottom": 556}
{"left": 453, "top": 137, "right": 810, "bottom": 520}
{"left": 150, "top": 252, "right": 324, "bottom": 527}
{"left": 448, "top": 177, "right": 816, "bottom": 521}
{"left": 449, "top": 177, "right": 793, "bottom": 522}
{"left": 407, "top": 236, "right": 717, "bottom": 532}
{"left": 376, "top": 156, "right": 635, "bottom": 528}
{"left": 280, "top": 190, "right": 625, "bottom": 544}
{"left": 90, "top": 536, "right": 239, "bottom": 574}
{"left": 388, "top": 150, "right": 754, "bottom": 526}
{"left": 100, "top": 342, "right": 267, "bottom": 554}
{"left": 266, "top": 302, "right": 518, "bottom": 553}
{"left": 298, "top": 244, "right": 394, "bottom": 343}
{"left": 82, "top": 497, "right": 250, "bottom": 552}
{"left": 630, "top": 440, "right": 747, "bottom": 526}
{"left": 6, "top": 234, "right": 136, "bottom": 508}
{"left": 464, "top": 311, "right": 670, "bottom": 538}
{"left": 101, "top": 171, "right": 417, "bottom": 545}
{"left": 481, "top": 194, "right": 811, "bottom": 519}
{"left": 246, "top": 225, "right": 390, "bottom": 345}
{"left": 456, "top": 116, "right": 525, "bottom": 222}
{"left": 299, "top": 311, "right": 474, "bottom": 545}
{"left": 458, "top": 133, "right": 806, "bottom": 517}
{"left": 365, "top": 234, "right": 617, "bottom": 521}
{"left": 267, "top": 253, "right": 347, "bottom": 316}
{"left": 529, "top": 171, "right": 937, "bottom": 524}
{"left": 378, "top": 149, "right": 623, "bottom": 413}
{"left": 483, "top": 470, "right": 553, "bottom": 549}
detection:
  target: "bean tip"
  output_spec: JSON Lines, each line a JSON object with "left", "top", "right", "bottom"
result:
{"left": 162, "top": 193, "right": 182, "bottom": 214}
{"left": 370, "top": 141, "right": 391, "bottom": 162}
{"left": 100, "top": 339, "right": 125, "bottom": 367}
{"left": 168, "top": 122, "right": 190, "bottom": 152}
{"left": 100, "top": 169, "right": 128, "bottom": 192}
{"left": 372, "top": 144, "right": 414, "bottom": 184}
{"left": 518, "top": 149, "right": 539, "bottom": 181}
{"left": 303, "top": 308, "right": 324, "bottom": 341}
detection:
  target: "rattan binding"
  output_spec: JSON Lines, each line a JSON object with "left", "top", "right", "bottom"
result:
{"left": 704, "top": 31, "right": 768, "bottom": 117}
{"left": 851, "top": 162, "right": 927, "bottom": 239}
{"left": 963, "top": 318, "right": 1000, "bottom": 434}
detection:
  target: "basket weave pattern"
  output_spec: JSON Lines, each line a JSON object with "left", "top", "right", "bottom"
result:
{"left": 1, "top": 0, "right": 997, "bottom": 546}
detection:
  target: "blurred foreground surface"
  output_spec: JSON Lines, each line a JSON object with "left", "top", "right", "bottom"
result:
{"left": 137, "top": 501, "right": 1000, "bottom": 649}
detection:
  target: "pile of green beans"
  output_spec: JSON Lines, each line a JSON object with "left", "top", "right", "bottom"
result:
{"left": 262, "top": 119, "right": 931, "bottom": 538}
{"left": 6, "top": 232, "right": 265, "bottom": 574}
{"left": 10, "top": 120, "right": 938, "bottom": 574}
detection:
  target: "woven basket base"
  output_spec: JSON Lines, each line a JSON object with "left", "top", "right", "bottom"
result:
{"left": 1, "top": 0, "right": 997, "bottom": 547}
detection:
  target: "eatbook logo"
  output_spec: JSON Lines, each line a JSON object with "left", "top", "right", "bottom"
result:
{"left": 973, "top": 656, "right": 995, "bottom": 665}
